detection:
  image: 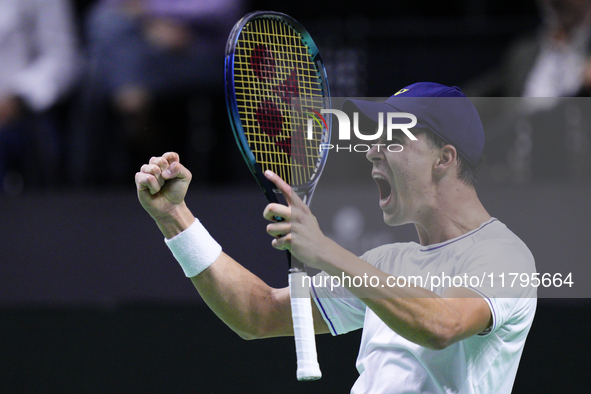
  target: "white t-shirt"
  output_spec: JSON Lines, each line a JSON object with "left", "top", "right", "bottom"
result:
{"left": 311, "top": 218, "right": 537, "bottom": 394}
{"left": 522, "top": 26, "right": 590, "bottom": 98}
{"left": 0, "top": 0, "right": 79, "bottom": 111}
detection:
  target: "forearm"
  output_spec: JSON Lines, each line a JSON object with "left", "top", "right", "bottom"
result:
{"left": 137, "top": 155, "right": 295, "bottom": 340}
{"left": 155, "top": 207, "right": 291, "bottom": 339}
{"left": 316, "top": 238, "right": 478, "bottom": 349}
{"left": 190, "top": 252, "right": 292, "bottom": 339}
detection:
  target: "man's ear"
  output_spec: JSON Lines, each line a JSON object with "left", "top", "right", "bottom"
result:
{"left": 434, "top": 145, "right": 457, "bottom": 176}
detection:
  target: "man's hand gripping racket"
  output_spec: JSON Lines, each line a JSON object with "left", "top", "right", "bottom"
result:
{"left": 263, "top": 171, "right": 328, "bottom": 269}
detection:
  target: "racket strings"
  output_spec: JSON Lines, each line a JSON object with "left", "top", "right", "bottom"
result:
{"left": 233, "top": 17, "right": 328, "bottom": 186}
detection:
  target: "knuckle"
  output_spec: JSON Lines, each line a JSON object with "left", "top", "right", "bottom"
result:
{"left": 146, "top": 173, "right": 158, "bottom": 184}
{"left": 137, "top": 173, "right": 148, "bottom": 184}
{"left": 153, "top": 157, "right": 167, "bottom": 168}
{"left": 148, "top": 165, "right": 159, "bottom": 176}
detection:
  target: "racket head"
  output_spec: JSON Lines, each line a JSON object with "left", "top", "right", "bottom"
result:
{"left": 225, "top": 11, "right": 331, "bottom": 204}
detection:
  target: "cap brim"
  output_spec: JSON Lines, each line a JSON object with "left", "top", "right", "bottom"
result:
{"left": 342, "top": 99, "right": 391, "bottom": 123}
{"left": 342, "top": 98, "right": 428, "bottom": 128}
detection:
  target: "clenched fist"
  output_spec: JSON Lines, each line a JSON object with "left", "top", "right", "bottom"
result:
{"left": 135, "top": 152, "right": 195, "bottom": 238}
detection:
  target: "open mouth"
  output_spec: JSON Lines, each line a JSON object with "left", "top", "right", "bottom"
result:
{"left": 373, "top": 174, "right": 392, "bottom": 202}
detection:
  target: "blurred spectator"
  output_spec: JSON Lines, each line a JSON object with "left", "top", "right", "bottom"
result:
{"left": 0, "top": 0, "right": 79, "bottom": 194}
{"left": 466, "top": 0, "right": 591, "bottom": 97}
{"left": 72, "top": 0, "right": 243, "bottom": 185}
{"left": 464, "top": 0, "right": 591, "bottom": 185}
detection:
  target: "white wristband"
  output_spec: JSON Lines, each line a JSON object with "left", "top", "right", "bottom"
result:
{"left": 164, "top": 218, "right": 222, "bottom": 278}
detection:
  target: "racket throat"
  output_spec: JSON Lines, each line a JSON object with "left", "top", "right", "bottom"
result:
{"left": 287, "top": 252, "right": 307, "bottom": 273}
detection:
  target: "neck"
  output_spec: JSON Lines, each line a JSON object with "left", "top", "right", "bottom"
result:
{"left": 413, "top": 184, "right": 491, "bottom": 246}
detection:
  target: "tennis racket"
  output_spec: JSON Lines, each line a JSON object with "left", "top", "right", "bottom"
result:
{"left": 224, "top": 11, "right": 331, "bottom": 381}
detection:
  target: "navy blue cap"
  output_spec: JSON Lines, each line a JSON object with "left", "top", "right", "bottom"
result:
{"left": 343, "top": 82, "right": 484, "bottom": 166}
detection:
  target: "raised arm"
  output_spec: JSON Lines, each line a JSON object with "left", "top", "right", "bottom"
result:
{"left": 263, "top": 170, "right": 491, "bottom": 350}
{"left": 135, "top": 152, "right": 329, "bottom": 339}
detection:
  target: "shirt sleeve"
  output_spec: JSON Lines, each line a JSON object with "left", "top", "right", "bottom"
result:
{"left": 310, "top": 271, "right": 366, "bottom": 336}
{"left": 458, "top": 239, "right": 537, "bottom": 336}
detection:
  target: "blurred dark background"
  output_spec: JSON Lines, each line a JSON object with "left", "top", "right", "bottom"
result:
{"left": 1, "top": 0, "right": 590, "bottom": 392}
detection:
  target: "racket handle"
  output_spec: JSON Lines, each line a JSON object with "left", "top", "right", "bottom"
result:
{"left": 289, "top": 271, "right": 322, "bottom": 381}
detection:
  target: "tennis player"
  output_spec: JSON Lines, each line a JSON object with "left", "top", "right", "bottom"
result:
{"left": 136, "top": 82, "right": 536, "bottom": 394}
